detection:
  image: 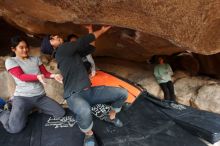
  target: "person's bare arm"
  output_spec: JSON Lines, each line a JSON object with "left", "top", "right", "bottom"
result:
{"left": 75, "top": 26, "right": 111, "bottom": 52}
{"left": 93, "top": 26, "right": 111, "bottom": 39}
{"left": 85, "top": 25, "right": 95, "bottom": 46}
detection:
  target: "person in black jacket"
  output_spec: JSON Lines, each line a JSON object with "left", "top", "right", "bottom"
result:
{"left": 67, "top": 25, "right": 96, "bottom": 77}
{"left": 41, "top": 26, "right": 128, "bottom": 146}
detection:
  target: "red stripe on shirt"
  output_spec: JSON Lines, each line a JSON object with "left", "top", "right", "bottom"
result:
{"left": 8, "top": 66, "right": 38, "bottom": 81}
{"left": 39, "top": 64, "right": 51, "bottom": 78}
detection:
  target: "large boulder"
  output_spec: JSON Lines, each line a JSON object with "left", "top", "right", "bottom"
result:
{"left": 192, "top": 84, "right": 220, "bottom": 114}
{"left": 0, "top": 57, "right": 5, "bottom": 71}
{"left": 0, "top": 56, "right": 9, "bottom": 71}
{"left": 171, "top": 53, "right": 200, "bottom": 76}
{"left": 194, "top": 53, "right": 220, "bottom": 79}
{"left": 43, "top": 79, "right": 64, "bottom": 104}
{"left": 174, "top": 76, "right": 217, "bottom": 106}
{"left": 172, "top": 70, "right": 190, "bottom": 81}
{"left": 0, "top": 71, "right": 15, "bottom": 99}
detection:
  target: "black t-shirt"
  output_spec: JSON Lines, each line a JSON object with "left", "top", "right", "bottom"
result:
{"left": 55, "top": 34, "right": 96, "bottom": 98}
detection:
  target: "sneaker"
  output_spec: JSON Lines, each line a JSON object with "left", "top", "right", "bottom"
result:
{"left": 103, "top": 116, "right": 123, "bottom": 127}
{"left": 84, "top": 134, "right": 95, "bottom": 146}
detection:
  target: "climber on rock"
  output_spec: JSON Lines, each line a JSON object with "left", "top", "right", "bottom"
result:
{"left": 41, "top": 25, "right": 128, "bottom": 146}
{"left": 67, "top": 25, "right": 96, "bottom": 77}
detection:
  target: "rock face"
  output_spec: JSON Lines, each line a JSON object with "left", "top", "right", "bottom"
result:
{"left": 0, "top": 70, "right": 15, "bottom": 100}
{"left": 0, "top": 1, "right": 220, "bottom": 78}
{"left": 192, "top": 84, "right": 220, "bottom": 113}
{"left": 170, "top": 53, "right": 200, "bottom": 76}
{"left": 194, "top": 53, "right": 220, "bottom": 79}
{"left": 43, "top": 79, "right": 64, "bottom": 104}
{"left": 174, "top": 76, "right": 218, "bottom": 106}
{"left": 0, "top": 17, "right": 181, "bottom": 61}
{"left": 0, "top": 0, "right": 219, "bottom": 56}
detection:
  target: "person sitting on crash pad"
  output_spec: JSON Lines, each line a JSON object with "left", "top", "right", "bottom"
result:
{"left": 0, "top": 36, "right": 65, "bottom": 134}
{"left": 67, "top": 25, "right": 96, "bottom": 77}
{"left": 41, "top": 26, "right": 128, "bottom": 146}
{"left": 154, "top": 56, "right": 176, "bottom": 103}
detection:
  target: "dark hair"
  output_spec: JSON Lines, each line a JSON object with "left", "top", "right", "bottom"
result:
{"left": 41, "top": 35, "right": 54, "bottom": 55}
{"left": 67, "top": 34, "right": 78, "bottom": 42}
{"left": 10, "top": 36, "right": 29, "bottom": 57}
{"left": 156, "top": 56, "right": 165, "bottom": 64}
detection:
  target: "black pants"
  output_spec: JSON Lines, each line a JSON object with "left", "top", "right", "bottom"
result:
{"left": 159, "top": 81, "right": 176, "bottom": 101}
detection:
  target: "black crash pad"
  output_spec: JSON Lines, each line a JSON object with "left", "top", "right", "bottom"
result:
{"left": 145, "top": 92, "right": 220, "bottom": 144}
{"left": 93, "top": 95, "right": 206, "bottom": 146}
{"left": 0, "top": 109, "right": 85, "bottom": 146}
{"left": 1, "top": 93, "right": 216, "bottom": 146}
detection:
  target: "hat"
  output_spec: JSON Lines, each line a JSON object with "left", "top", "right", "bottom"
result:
{"left": 41, "top": 35, "right": 53, "bottom": 55}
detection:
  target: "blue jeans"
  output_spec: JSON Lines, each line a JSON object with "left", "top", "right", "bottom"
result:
{"left": 66, "top": 86, "right": 128, "bottom": 133}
